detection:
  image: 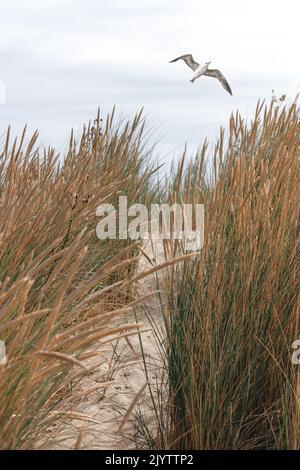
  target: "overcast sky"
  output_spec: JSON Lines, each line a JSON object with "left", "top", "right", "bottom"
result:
{"left": 0, "top": 0, "right": 299, "bottom": 165}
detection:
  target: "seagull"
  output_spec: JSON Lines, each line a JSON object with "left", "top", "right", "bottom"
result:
{"left": 170, "top": 54, "right": 233, "bottom": 96}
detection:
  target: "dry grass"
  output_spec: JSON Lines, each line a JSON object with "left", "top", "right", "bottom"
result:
{"left": 0, "top": 109, "right": 158, "bottom": 449}
{"left": 1, "top": 98, "right": 299, "bottom": 450}
{"left": 142, "top": 99, "right": 300, "bottom": 449}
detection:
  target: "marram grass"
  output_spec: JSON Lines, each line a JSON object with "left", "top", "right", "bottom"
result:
{"left": 140, "top": 99, "right": 300, "bottom": 450}
{"left": 0, "top": 109, "right": 158, "bottom": 449}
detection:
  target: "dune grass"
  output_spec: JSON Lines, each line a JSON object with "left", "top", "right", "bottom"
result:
{"left": 0, "top": 109, "right": 158, "bottom": 449}
{"left": 1, "top": 99, "right": 299, "bottom": 450}
{"left": 141, "top": 99, "right": 300, "bottom": 450}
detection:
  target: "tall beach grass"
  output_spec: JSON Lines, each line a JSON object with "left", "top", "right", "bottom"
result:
{"left": 142, "top": 99, "right": 299, "bottom": 449}
{"left": 0, "top": 109, "right": 158, "bottom": 449}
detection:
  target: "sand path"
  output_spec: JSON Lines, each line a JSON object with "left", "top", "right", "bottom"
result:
{"left": 44, "top": 241, "right": 166, "bottom": 450}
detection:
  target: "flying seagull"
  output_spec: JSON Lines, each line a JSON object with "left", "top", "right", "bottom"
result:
{"left": 170, "top": 54, "right": 233, "bottom": 96}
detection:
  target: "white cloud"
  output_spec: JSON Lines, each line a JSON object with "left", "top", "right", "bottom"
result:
{"left": 0, "top": 0, "right": 299, "bottom": 159}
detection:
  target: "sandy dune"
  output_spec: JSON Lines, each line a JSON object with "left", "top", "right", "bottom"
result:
{"left": 44, "top": 241, "right": 166, "bottom": 450}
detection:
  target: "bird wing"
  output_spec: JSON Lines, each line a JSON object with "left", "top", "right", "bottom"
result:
{"left": 204, "top": 69, "right": 233, "bottom": 95}
{"left": 169, "top": 54, "right": 200, "bottom": 71}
